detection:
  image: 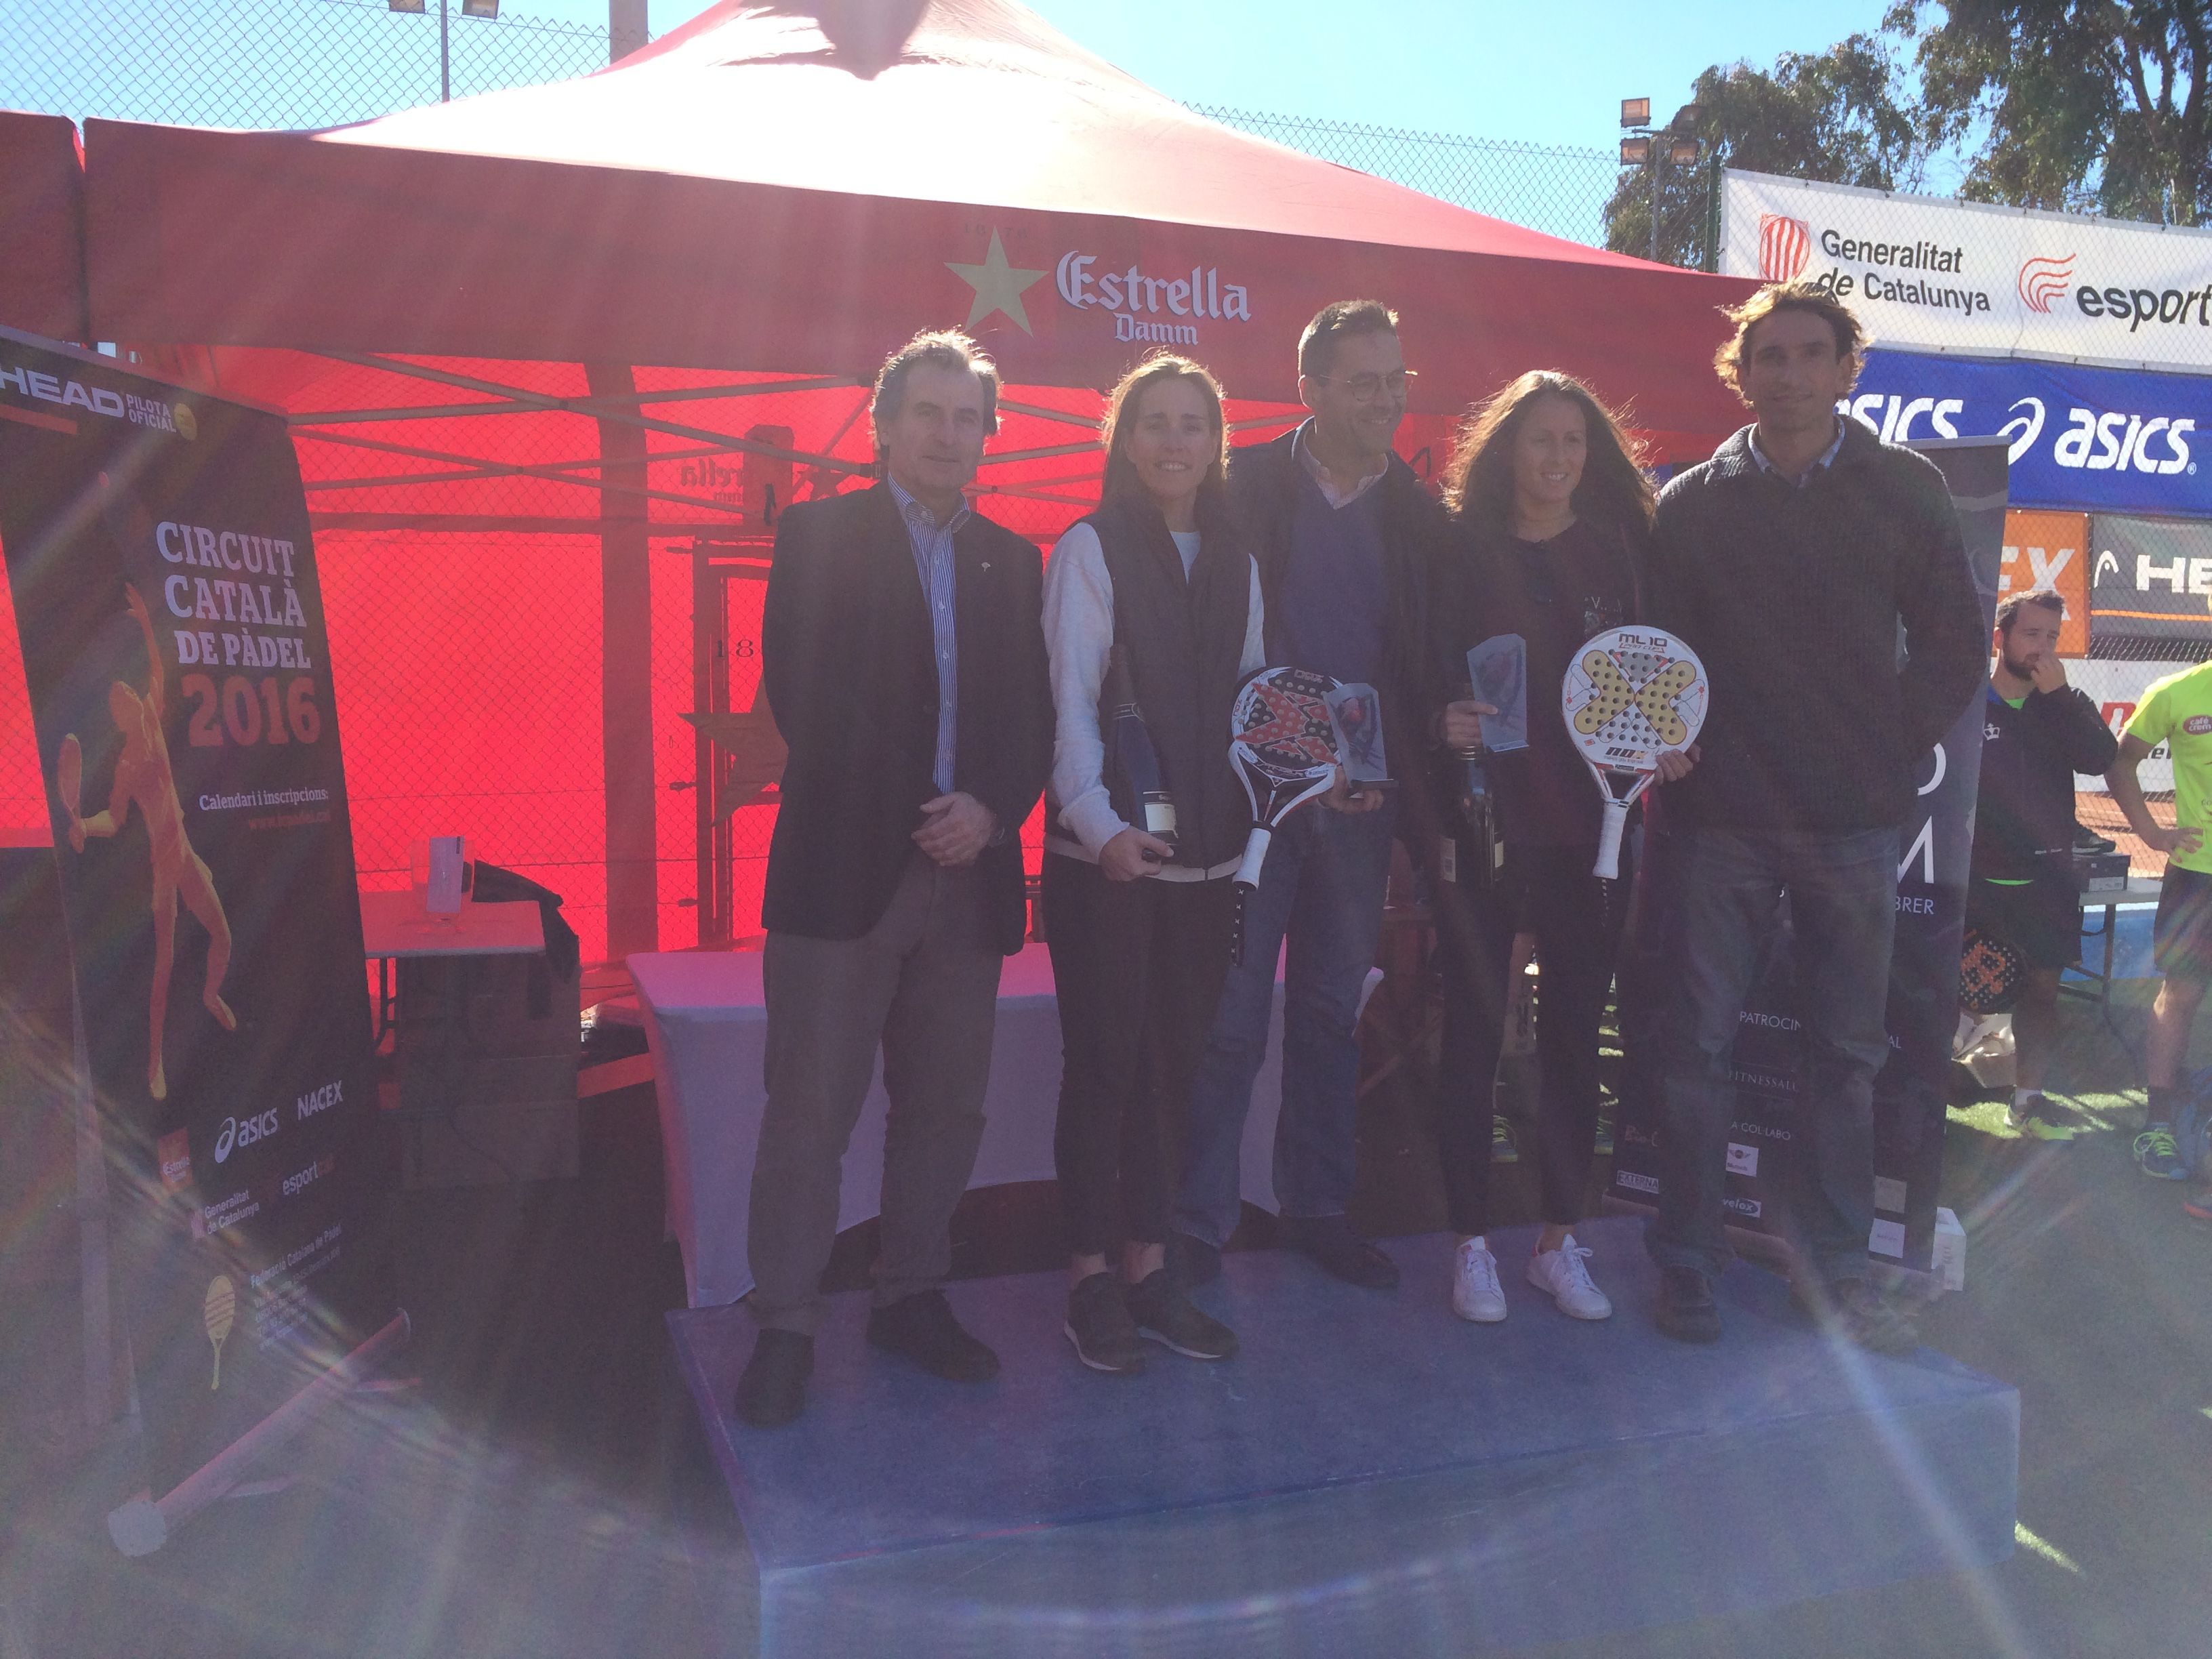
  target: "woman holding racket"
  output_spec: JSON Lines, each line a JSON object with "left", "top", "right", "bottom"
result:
{"left": 1040, "top": 354, "right": 1265, "bottom": 1375}
{"left": 1427, "top": 371, "right": 1687, "bottom": 1324}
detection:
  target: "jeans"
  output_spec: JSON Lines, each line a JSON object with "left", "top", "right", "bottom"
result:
{"left": 1175, "top": 800, "right": 1397, "bottom": 1249}
{"left": 1645, "top": 826, "right": 1899, "bottom": 1287}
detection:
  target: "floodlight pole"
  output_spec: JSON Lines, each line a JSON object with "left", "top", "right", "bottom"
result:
{"left": 610, "top": 0, "right": 649, "bottom": 63}
{"left": 440, "top": 0, "right": 451, "bottom": 103}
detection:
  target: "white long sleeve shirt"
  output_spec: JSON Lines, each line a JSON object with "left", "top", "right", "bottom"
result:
{"left": 1042, "top": 520, "right": 1266, "bottom": 881}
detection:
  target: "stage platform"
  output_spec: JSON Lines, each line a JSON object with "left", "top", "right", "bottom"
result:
{"left": 668, "top": 1216, "right": 2017, "bottom": 1658}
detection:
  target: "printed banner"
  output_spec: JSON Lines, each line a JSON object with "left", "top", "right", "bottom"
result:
{"left": 2089, "top": 511, "right": 2212, "bottom": 640}
{"left": 1999, "top": 510, "right": 2089, "bottom": 656}
{"left": 1613, "top": 438, "right": 2007, "bottom": 1275}
{"left": 1849, "top": 348, "right": 2212, "bottom": 520}
{"left": 2071, "top": 657, "right": 2188, "bottom": 793}
{"left": 0, "top": 329, "right": 393, "bottom": 1494}
{"left": 1724, "top": 167, "right": 2212, "bottom": 375}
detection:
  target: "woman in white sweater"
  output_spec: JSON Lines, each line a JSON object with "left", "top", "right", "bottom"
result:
{"left": 1042, "top": 354, "right": 1265, "bottom": 1375}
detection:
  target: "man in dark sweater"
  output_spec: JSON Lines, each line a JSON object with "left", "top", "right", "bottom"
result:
{"left": 1174, "top": 300, "right": 1444, "bottom": 1292}
{"left": 1643, "top": 283, "right": 1985, "bottom": 1350}
{"left": 1969, "top": 590, "right": 2115, "bottom": 1137}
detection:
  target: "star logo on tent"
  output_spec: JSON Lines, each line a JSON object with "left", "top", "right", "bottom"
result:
{"left": 946, "top": 230, "right": 1046, "bottom": 335}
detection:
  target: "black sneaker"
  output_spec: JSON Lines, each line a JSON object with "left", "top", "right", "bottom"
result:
{"left": 1655, "top": 1265, "right": 1721, "bottom": 1343}
{"left": 866, "top": 1289, "right": 1000, "bottom": 1382}
{"left": 2074, "top": 825, "right": 2117, "bottom": 855}
{"left": 1171, "top": 1231, "right": 1222, "bottom": 1287}
{"left": 1126, "top": 1269, "right": 1237, "bottom": 1360}
{"left": 733, "top": 1328, "right": 813, "bottom": 1427}
{"left": 2005, "top": 1092, "right": 2085, "bottom": 1141}
{"left": 1283, "top": 1214, "right": 1399, "bottom": 1289}
{"left": 1063, "top": 1272, "right": 1146, "bottom": 1375}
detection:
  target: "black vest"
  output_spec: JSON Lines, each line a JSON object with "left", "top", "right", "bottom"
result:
{"left": 1084, "top": 489, "right": 1253, "bottom": 870}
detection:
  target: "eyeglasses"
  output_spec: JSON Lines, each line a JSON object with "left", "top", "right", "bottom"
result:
{"left": 1308, "top": 369, "right": 1417, "bottom": 404}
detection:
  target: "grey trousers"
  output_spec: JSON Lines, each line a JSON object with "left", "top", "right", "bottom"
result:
{"left": 747, "top": 852, "right": 1003, "bottom": 1336}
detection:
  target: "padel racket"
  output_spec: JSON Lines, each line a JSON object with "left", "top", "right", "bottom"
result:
{"left": 58, "top": 734, "right": 81, "bottom": 817}
{"left": 1561, "top": 626, "right": 1708, "bottom": 880}
{"left": 1227, "top": 666, "right": 1344, "bottom": 964}
{"left": 1958, "top": 925, "right": 2024, "bottom": 1017}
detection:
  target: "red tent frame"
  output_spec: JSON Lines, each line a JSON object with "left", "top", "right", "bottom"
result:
{"left": 1, "top": 1, "right": 1757, "bottom": 962}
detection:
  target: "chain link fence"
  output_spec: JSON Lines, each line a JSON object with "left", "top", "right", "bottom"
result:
{"left": 1, "top": 0, "right": 611, "bottom": 131}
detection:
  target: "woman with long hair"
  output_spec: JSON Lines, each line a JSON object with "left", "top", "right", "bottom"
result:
{"left": 1427, "top": 370, "right": 1682, "bottom": 1325}
{"left": 1041, "top": 354, "right": 1265, "bottom": 1374}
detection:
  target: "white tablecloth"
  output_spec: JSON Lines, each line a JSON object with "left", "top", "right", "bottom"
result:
{"left": 630, "top": 942, "right": 1367, "bottom": 1309}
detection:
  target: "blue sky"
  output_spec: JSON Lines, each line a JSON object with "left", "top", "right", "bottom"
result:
{"left": 507, "top": 0, "right": 1900, "bottom": 153}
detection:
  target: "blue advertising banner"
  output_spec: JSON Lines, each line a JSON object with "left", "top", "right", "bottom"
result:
{"left": 1852, "top": 348, "right": 2212, "bottom": 518}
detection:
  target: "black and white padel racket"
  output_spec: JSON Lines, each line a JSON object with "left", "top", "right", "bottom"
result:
{"left": 1561, "top": 626, "right": 1708, "bottom": 880}
{"left": 1227, "top": 666, "right": 1344, "bottom": 964}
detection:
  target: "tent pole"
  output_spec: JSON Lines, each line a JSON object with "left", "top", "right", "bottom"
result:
{"left": 588, "top": 363, "right": 659, "bottom": 960}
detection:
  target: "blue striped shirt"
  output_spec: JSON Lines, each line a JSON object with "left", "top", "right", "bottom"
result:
{"left": 887, "top": 478, "right": 968, "bottom": 794}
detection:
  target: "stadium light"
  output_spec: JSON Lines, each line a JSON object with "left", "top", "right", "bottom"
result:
{"left": 1619, "top": 136, "right": 1651, "bottom": 165}
{"left": 462, "top": 0, "right": 499, "bottom": 16}
{"left": 1620, "top": 98, "right": 1650, "bottom": 128}
{"left": 1670, "top": 137, "right": 1701, "bottom": 165}
{"left": 387, "top": 0, "right": 426, "bottom": 11}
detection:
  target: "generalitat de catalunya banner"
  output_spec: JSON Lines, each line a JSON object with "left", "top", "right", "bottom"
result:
{"left": 1612, "top": 438, "right": 2005, "bottom": 1276}
{"left": 0, "top": 329, "right": 394, "bottom": 1497}
{"left": 1723, "top": 167, "right": 2212, "bottom": 376}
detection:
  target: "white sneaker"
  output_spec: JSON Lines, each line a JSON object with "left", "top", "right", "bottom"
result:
{"left": 1451, "top": 1238, "right": 1507, "bottom": 1323}
{"left": 1527, "top": 1236, "right": 1612, "bottom": 1320}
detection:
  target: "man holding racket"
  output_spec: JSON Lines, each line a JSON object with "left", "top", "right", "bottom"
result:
{"left": 736, "top": 330, "right": 1051, "bottom": 1427}
{"left": 1174, "top": 300, "right": 1443, "bottom": 1292}
{"left": 1969, "top": 590, "right": 2114, "bottom": 1140}
{"left": 1642, "top": 283, "right": 1984, "bottom": 1349}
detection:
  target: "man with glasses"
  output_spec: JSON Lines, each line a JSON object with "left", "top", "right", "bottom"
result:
{"left": 1174, "top": 300, "right": 1446, "bottom": 1293}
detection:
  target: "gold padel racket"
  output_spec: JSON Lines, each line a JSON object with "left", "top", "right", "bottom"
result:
{"left": 1561, "top": 626, "right": 1708, "bottom": 880}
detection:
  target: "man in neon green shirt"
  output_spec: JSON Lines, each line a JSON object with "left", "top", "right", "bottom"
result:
{"left": 2108, "top": 656, "right": 2212, "bottom": 1182}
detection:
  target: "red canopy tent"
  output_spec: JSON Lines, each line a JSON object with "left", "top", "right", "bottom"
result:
{"left": 3, "top": 0, "right": 1755, "bottom": 962}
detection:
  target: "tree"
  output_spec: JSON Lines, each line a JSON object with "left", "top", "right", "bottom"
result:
{"left": 1892, "top": 0, "right": 2212, "bottom": 224}
{"left": 1603, "top": 33, "right": 1925, "bottom": 266}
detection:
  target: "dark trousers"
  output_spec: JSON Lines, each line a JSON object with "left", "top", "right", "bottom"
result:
{"left": 1044, "top": 853, "right": 1231, "bottom": 1256}
{"left": 749, "top": 853, "right": 1002, "bottom": 1336}
{"left": 1435, "top": 840, "right": 1627, "bottom": 1236}
{"left": 1644, "top": 826, "right": 1899, "bottom": 1286}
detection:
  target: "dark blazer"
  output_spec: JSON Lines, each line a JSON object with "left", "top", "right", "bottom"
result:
{"left": 760, "top": 482, "right": 1051, "bottom": 954}
{"left": 1227, "top": 425, "right": 1450, "bottom": 853}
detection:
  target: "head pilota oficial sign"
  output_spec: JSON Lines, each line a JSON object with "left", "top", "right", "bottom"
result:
{"left": 1723, "top": 169, "right": 2212, "bottom": 376}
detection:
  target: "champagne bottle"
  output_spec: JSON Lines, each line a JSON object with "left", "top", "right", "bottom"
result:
{"left": 1103, "top": 642, "right": 1176, "bottom": 853}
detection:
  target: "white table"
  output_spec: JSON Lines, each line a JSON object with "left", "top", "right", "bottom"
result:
{"left": 630, "top": 943, "right": 1373, "bottom": 1309}
{"left": 361, "top": 891, "right": 546, "bottom": 1044}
